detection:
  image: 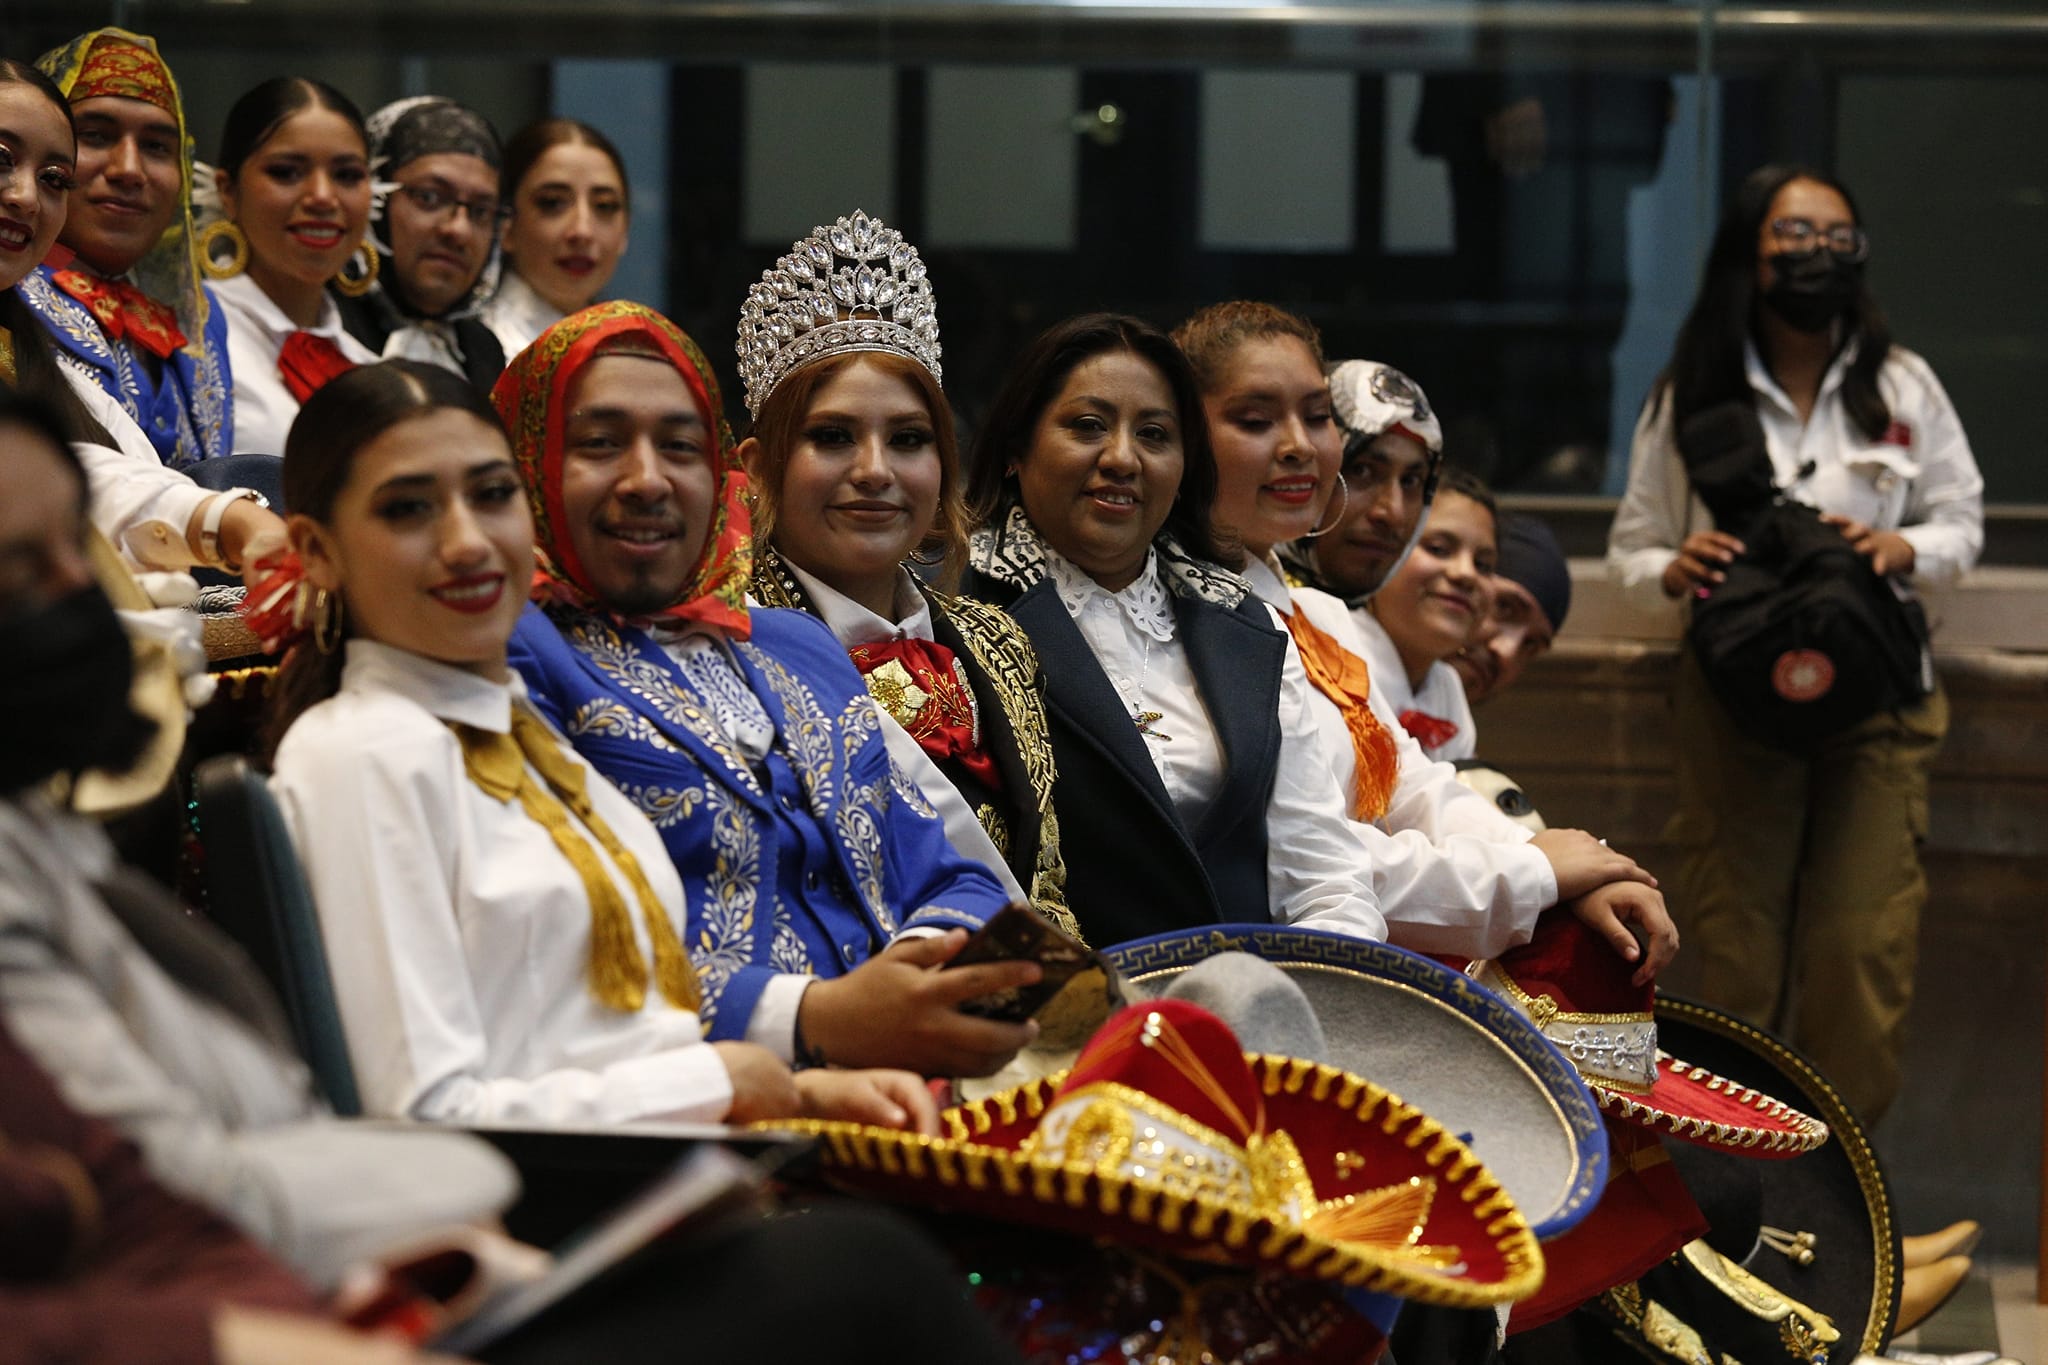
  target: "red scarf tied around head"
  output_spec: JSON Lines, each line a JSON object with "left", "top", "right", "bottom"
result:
{"left": 490, "top": 301, "right": 753, "bottom": 638}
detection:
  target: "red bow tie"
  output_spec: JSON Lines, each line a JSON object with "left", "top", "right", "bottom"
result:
{"left": 51, "top": 269, "right": 187, "bottom": 359}
{"left": 277, "top": 331, "right": 359, "bottom": 404}
{"left": 848, "top": 637, "right": 1002, "bottom": 791}
{"left": 1398, "top": 709, "right": 1461, "bottom": 752}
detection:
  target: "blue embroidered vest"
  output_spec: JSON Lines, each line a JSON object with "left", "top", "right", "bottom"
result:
{"left": 17, "top": 265, "right": 233, "bottom": 465}
{"left": 509, "top": 602, "right": 1007, "bottom": 1041}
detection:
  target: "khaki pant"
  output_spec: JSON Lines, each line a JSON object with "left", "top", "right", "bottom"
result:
{"left": 1666, "top": 650, "right": 1948, "bottom": 1125}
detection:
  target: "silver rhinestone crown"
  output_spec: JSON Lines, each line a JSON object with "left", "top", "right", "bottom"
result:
{"left": 735, "top": 209, "right": 941, "bottom": 418}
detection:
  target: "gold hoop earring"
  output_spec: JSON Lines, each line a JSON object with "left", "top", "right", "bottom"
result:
{"left": 332, "top": 243, "right": 379, "bottom": 298}
{"left": 1299, "top": 475, "right": 1351, "bottom": 540}
{"left": 198, "top": 219, "right": 249, "bottom": 280}
{"left": 311, "top": 588, "right": 344, "bottom": 655}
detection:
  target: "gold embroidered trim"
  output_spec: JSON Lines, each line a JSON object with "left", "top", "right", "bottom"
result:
{"left": 757, "top": 1052, "right": 1544, "bottom": 1309}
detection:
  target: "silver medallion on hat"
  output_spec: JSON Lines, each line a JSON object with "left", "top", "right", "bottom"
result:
{"left": 736, "top": 209, "right": 942, "bottom": 418}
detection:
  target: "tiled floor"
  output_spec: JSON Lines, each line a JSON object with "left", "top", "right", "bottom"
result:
{"left": 1890, "top": 1260, "right": 2043, "bottom": 1364}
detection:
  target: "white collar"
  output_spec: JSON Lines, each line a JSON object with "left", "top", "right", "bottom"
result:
{"left": 1242, "top": 552, "right": 1296, "bottom": 617}
{"left": 211, "top": 270, "right": 350, "bottom": 343}
{"left": 1046, "top": 545, "right": 1175, "bottom": 644}
{"left": 340, "top": 638, "right": 519, "bottom": 732}
{"left": 1743, "top": 336, "right": 1858, "bottom": 418}
{"left": 786, "top": 562, "right": 932, "bottom": 647}
{"left": 492, "top": 270, "right": 566, "bottom": 331}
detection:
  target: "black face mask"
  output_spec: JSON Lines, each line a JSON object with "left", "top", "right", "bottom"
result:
{"left": 0, "top": 585, "right": 156, "bottom": 795}
{"left": 1763, "top": 250, "right": 1864, "bottom": 334}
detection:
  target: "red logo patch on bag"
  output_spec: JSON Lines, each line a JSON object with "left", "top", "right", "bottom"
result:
{"left": 1879, "top": 420, "right": 1913, "bottom": 447}
{"left": 1772, "top": 649, "right": 1836, "bottom": 703}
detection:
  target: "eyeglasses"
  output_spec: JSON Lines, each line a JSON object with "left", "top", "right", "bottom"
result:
{"left": 1768, "top": 217, "right": 1870, "bottom": 263}
{"left": 396, "top": 182, "right": 502, "bottom": 227}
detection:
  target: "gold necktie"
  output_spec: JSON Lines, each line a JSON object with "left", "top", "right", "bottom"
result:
{"left": 452, "top": 707, "right": 700, "bottom": 1014}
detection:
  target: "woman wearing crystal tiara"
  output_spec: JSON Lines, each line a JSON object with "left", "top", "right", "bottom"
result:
{"left": 739, "top": 211, "right": 1076, "bottom": 936}
{"left": 957, "top": 312, "right": 1388, "bottom": 948}
{"left": 265, "top": 358, "right": 939, "bottom": 1133}
{"left": 1174, "top": 300, "right": 1673, "bottom": 969}
{"left": 484, "top": 118, "right": 631, "bottom": 361}
{"left": 203, "top": 78, "right": 379, "bottom": 454}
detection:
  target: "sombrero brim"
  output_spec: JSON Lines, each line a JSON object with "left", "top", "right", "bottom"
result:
{"left": 1588, "top": 1052, "right": 1831, "bottom": 1157}
{"left": 1105, "top": 926, "right": 1609, "bottom": 1242}
{"left": 762, "top": 1052, "right": 1546, "bottom": 1309}
{"left": 1647, "top": 995, "right": 1900, "bottom": 1356}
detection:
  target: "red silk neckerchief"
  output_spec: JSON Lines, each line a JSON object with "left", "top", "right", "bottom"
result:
{"left": 1283, "top": 609, "right": 1399, "bottom": 823}
{"left": 848, "top": 637, "right": 1002, "bottom": 791}
{"left": 51, "top": 269, "right": 187, "bottom": 359}
{"left": 277, "top": 331, "right": 358, "bottom": 404}
{"left": 1398, "top": 709, "right": 1461, "bottom": 753}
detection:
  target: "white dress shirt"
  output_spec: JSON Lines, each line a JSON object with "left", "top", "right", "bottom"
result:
{"left": 481, "top": 270, "right": 565, "bottom": 365}
{"left": 1350, "top": 608, "right": 1479, "bottom": 763}
{"left": 211, "top": 271, "right": 378, "bottom": 456}
{"left": 1047, "top": 548, "right": 1388, "bottom": 941}
{"left": 271, "top": 639, "right": 733, "bottom": 1126}
{"left": 1608, "top": 342, "right": 1984, "bottom": 616}
{"left": 1244, "top": 555, "right": 1554, "bottom": 957}
{"left": 61, "top": 376, "right": 217, "bottom": 571}
{"left": 786, "top": 563, "right": 1030, "bottom": 902}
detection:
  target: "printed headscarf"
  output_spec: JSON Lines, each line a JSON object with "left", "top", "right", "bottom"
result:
{"left": 37, "top": 29, "right": 211, "bottom": 352}
{"left": 360, "top": 96, "right": 504, "bottom": 323}
{"left": 492, "top": 301, "right": 752, "bottom": 637}
{"left": 1278, "top": 359, "right": 1444, "bottom": 607}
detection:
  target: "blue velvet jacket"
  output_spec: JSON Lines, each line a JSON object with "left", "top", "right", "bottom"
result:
{"left": 18, "top": 265, "right": 233, "bottom": 465}
{"left": 509, "top": 601, "right": 1009, "bottom": 1040}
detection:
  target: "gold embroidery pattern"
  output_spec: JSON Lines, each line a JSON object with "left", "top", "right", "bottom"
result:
{"left": 743, "top": 642, "right": 840, "bottom": 811}
{"left": 1641, "top": 1300, "right": 1715, "bottom": 1365}
{"left": 932, "top": 588, "right": 1077, "bottom": 932}
{"left": 1679, "top": 1241, "right": 1840, "bottom": 1359}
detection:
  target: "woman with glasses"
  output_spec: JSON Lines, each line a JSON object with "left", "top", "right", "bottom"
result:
{"left": 205, "top": 77, "right": 379, "bottom": 455}
{"left": 1607, "top": 164, "right": 1983, "bottom": 1124}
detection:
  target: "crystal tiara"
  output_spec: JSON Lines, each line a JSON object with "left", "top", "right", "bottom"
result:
{"left": 735, "top": 210, "right": 942, "bottom": 418}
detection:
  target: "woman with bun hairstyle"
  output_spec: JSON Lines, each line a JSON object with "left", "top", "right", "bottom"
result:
{"left": 484, "top": 118, "right": 631, "bottom": 360}
{"left": 204, "top": 77, "right": 378, "bottom": 454}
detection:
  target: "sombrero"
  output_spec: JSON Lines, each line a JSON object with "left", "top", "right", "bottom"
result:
{"left": 1105, "top": 926, "right": 1610, "bottom": 1242}
{"left": 66, "top": 529, "right": 186, "bottom": 817}
{"left": 1471, "top": 913, "right": 1830, "bottom": 1156}
{"left": 1587, "top": 995, "right": 1902, "bottom": 1360}
{"left": 764, "top": 999, "right": 1546, "bottom": 1309}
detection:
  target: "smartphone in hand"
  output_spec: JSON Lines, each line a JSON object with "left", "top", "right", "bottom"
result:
{"left": 946, "top": 903, "right": 1098, "bottom": 1023}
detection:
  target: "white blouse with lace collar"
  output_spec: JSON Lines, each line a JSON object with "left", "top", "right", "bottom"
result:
{"left": 1044, "top": 546, "right": 1387, "bottom": 941}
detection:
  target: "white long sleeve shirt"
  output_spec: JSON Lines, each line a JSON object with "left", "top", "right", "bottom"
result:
{"left": 212, "top": 271, "right": 378, "bottom": 456}
{"left": 1608, "top": 342, "right": 1984, "bottom": 617}
{"left": 1350, "top": 607, "right": 1479, "bottom": 764}
{"left": 783, "top": 563, "right": 1031, "bottom": 903}
{"left": 272, "top": 640, "right": 732, "bottom": 1126}
{"left": 1046, "top": 549, "right": 1388, "bottom": 942}
{"left": 1244, "top": 556, "right": 1554, "bottom": 958}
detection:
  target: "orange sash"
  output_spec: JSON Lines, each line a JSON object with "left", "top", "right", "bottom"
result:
{"left": 1283, "top": 608, "right": 1399, "bottom": 823}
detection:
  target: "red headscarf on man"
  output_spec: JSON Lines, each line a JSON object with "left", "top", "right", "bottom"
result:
{"left": 491, "top": 301, "right": 753, "bottom": 638}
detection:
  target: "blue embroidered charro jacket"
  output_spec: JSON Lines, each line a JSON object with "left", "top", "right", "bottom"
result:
{"left": 17, "top": 264, "right": 233, "bottom": 466}
{"left": 509, "top": 600, "right": 1010, "bottom": 1042}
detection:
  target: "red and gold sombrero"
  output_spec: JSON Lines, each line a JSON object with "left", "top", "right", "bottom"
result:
{"left": 1472, "top": 913, "right": 1828, "bottom": 1156}
{"left": 763, "top": 1000, "right": 1545, "bottom": 1308}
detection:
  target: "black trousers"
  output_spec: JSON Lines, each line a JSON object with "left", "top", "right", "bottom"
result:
{"left": 484, "top": 1203, "right": 1025, "bottom": 1365}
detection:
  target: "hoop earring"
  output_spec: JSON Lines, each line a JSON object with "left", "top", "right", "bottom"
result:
{"left": 312, "top": 589, "right": 344, "bottom": 655}
{"left": 1299, "top": 474, "right": 1351, "bottom": 540}
{"left": 198, "top": 219, "right": 249, "bottom": 280}
{"left": 332, "top": 243, "right": 379, "bottom": 298}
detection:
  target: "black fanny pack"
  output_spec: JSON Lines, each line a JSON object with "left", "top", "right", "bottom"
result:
{"left": 1677, "top": 401, "right": 1932, "bottom": 753}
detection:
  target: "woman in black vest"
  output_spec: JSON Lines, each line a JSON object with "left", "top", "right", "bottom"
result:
{"left": 959, "top": 313, "right": 1383, "bottom": 947}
